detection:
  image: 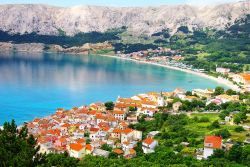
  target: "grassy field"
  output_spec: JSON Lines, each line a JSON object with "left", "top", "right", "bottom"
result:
{"left": 189, "top": 113, "right": 249, "bottom": 142}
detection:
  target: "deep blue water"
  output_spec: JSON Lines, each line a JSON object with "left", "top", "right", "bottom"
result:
{"left": 0, "top": 52, "right": 226, "bottom": 125}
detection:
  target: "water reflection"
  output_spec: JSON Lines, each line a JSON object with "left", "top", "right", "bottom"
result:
{"left": 0, "top": 52, "right": 225, "bottom": 124}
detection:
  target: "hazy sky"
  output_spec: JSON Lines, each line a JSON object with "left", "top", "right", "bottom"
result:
{"left": 0, "top": 0, "right": 240, "bottom": 7}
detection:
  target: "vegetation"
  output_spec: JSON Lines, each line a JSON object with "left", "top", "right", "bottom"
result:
{"left": 0, "top": 28, "right": 124, "bottom": 48}
{"left": 1, "top": 112, "right": 249, "bottom": 167}
{"left": 104, "top": 101, "right": 115, "bottom": 110}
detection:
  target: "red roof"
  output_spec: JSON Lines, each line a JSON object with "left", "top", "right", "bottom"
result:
{"left": 86, "top": 144, "right": 93, "bottom": 151}
{"left": 204, "top": 136, "right": 222, "bottom": 149}
{"left": 76, "top": 138, "right": 86, "bottom": 144}
{"left": 113, "top": 129, "right": 123, "bottom": 133}
{"left": 33, "top": 118, "right": 41, "bottom": 122}
{"left": 113, "top": 149, "right": 124, "bottom": 154}
{"left": 122, "top": 128, "right": 133, "bottom": 134}
{"left": 113, "top": 110, "right": 125, "bottom": 115}
{"left": 69, "top": 143, "right": 84, "bottom": 151}
{"left": 143, "top": 138, "right": 155, "bottom": 145}
{"left": 90, "top": 127, "right": 99, "bottom": 132}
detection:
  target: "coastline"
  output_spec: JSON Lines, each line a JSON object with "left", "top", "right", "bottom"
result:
{"left": 96, "top": 54, "right": 240, "bottom": 91}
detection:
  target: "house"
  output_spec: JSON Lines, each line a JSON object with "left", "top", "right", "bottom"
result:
{"left": 38, "top": 140, "right": 53, "bottom": 154}
{"left": 113, "top": 110, "right": 126, "bottom": 120}
{"left": 54, "top": 137, "right": 68, "bottom": 147}
{"left": 113, "top": 148, "right": 124, "bottom": 156}
{"left": 127, "top": 115, "right": 138, "bottom": 124}
{"left": 206, "top": 99, "right": 223, "bottom": 106}
{"left": 124, "top": 148, "right": 136, "bottom": 159}
{"left": 85, "top": 144, "right": 93, "bottom": 155}
{"left": 90, "top": 102, "right": 105, "bottom": 111}
{"left": 68, "top": 143, "right": 85, "bottom": 159}
{"left": 215, "top": 94, "right": 239, "bottom": 103}
{"left": 216, "top": 68, "right": 230, "bottom": 75}
{"left": 90, "top": 131, "right": 100, "bottom": 141}
{"left": 243, "top": 125, "right": 250, "bottom": 131}
{"left": 192, "top": 89, "right": 214, "bottom": 98}
{"left": 111, "top": 129, "right": 123, "bottom": 139}
{"left": 133, "top": 130, "right": 142, "bottom": 141}
{"left": 141, "top": 100, "right": 158, "bottom": 109}
{"left": 142, "top": 137, "right": 158, "bottom": 154}
{"left": 157, "top": 95, "right": 165, "bottom": 106}
{"left": 173, "top": 102, "right": 182, "bottom": 112}
{"left": 232, "top": 73, "right": 250, "bottom": 91}
{"left": 147, "top": 131, "right": 160, "bottom": 138}
{"left": 203, "top": 136, "right": 222, "bottom": 159}
{"left": 93, "top": 148, "right": 110, "bottom": 158}
{"left": 141, "top": 107, "right": 157, "bottom": 117}
{"left": 225, "top": 116, "right": 232, "bottom": 122}
{"left": 121, "top": 128, "right": 134, "bottom": 143}
{"left": 114, "top": 103, "right": 132, "bottom": 112}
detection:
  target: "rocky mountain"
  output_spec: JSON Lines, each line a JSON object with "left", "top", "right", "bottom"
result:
{"left": 0, "top": 1, "right": 249, "bottom": 36}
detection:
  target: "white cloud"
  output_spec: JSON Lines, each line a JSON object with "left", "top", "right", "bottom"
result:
{"left": 186, "top": 0, "right": 240, "bottom": 6}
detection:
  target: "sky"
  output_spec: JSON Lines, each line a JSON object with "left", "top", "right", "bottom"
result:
{"left": 0, "top": 0, "right": 240, "bottom": 7}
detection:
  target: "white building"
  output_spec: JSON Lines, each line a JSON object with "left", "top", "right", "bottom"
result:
{"left": 203, "top": 136, "right": 222, "bottom": 159}
{"left": 142, "top": 137, "right": 158, "bottom": 154}
{"left": 68, "top": 143, "right": 85, "bottom": 159}
{"left": 216, "top": 68, "right": 230, "bottom": 74}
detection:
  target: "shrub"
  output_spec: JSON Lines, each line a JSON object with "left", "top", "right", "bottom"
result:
{"left": 234, "top": 126, "right": 245, "bottom": 132}
{"left": 215, "top": 129, "right": 231, "bottom": 138}
{"left": 198, "top": 117, "right": 210, "bottom": 123}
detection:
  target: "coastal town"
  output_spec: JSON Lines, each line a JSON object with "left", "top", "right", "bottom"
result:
{"left": 26, "top": 85, "right": 250, "bottom": 160}
{"left": 114, "top": 47, "right": 250, "bottom": 93}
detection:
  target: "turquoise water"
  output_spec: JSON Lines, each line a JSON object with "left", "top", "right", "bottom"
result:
{"left": 0, "top": 52, "right": 226, "bottom": 125}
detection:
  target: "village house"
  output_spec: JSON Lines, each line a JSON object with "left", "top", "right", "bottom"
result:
{"left": 142, "top": 137, "right": 158, "bottom": 154}
{"left": 68, "top": 143, "right": 85, "bottom": 159}
{"left": 173, "top": 102, "right": 182, "bottom": 112}
{"left": 216, "top": 67, "right": 230, "bottom": 75}
{"left": 124, "top": 148, "right": 136, "bottom": 159}
{"left": 232, "top": 73, "right": 250, "bottom": 92}
{"left": 215, "top": 94, "right": 239, "bottom": 103}
{"left": 141, "top": 100, "right": 158, "bottom": 109}
{"left": 140, "top": 107, "right": 158, "bottom": 117}
{"left": 113, "top": 110, "right": 126, "bottom": 120}
{"left": 192, "top": 89, "right": 214, "bottom": 98}
{"left": 121, "top": 128, "right": 134, "bottom": 143}
{"left": 93, "top": 148, "right": 110, "bottom": 157}
{"left": 127, "top": 115, "right": 138, "bottom": 124}
{"left": 203, "top": 136, "right": 222, "bottom": 159}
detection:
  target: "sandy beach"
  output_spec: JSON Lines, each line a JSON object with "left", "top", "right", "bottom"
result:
{"left": 97, "top": 54, "right": 240, "bottom": 91}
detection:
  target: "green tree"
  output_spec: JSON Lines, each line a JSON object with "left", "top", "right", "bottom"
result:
{"left": 105, "top": 101, "right": 114, "bottom": 110}
{"left": 213, "top": 87, "right": 225, "bottom": 96}
{"left": 226, "top": 89, "right": 237, "bottom": 95}
{"left": 241, "top": 145, "right": 250, "bottom": 165}
{"left": 101, "top": 144, "right": 112, "bottom": 152}
{"left": 42, "top": 152, "right": 79, "bottom": 167}
{"left": 208, "top": 120, "right": 220, "bottom": 130}
{"left": 215, "top": 129, "right": 231, "bottom": 138}
{"left": 234, "top": 126, "right": 245, "bottom": 132}
{"left": 0, "top": 120, "right": 45, "bottom": 167}
{"left": 234, "top": 115, "right": 242, "bottom": 124}
{"left": 185, "top": 91, "right": 192, "bottom": 96}
{"left": 227, "top": 145, "right": 242, "bottom": 163}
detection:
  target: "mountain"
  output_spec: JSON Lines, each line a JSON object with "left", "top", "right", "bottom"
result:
{"left": 0, "top": 1, "right": 249, "bottom": 36}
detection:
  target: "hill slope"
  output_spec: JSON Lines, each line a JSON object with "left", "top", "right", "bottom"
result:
{"left": 0, "top": 1, "right": 249, "bottom": 36}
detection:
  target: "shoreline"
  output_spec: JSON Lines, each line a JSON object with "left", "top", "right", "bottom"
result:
{"left": 96, "top": 54, "right": 240, "bottom": 91}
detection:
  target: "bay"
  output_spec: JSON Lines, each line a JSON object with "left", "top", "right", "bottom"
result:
{"left": 0, "top": 52, "right": 226, "bottom": 125}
